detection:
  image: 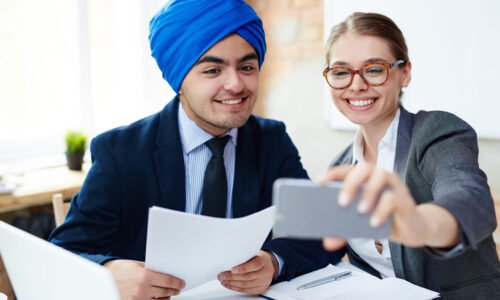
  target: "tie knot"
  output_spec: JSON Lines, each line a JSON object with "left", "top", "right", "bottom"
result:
{"left": 205, "top": 135, "right": 230, "bottom": 159}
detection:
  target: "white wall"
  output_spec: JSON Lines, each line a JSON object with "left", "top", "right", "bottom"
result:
{"left": 324, "top": 0, "right": 500, "bottom": 139}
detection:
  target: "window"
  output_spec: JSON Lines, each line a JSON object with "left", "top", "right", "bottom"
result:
{"left": 0, "top": 0, "right": 174, "bottom": 171}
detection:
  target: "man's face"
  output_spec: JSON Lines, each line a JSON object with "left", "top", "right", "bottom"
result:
{"left": 179, "top": 34, "right": 260, "bottom": 136}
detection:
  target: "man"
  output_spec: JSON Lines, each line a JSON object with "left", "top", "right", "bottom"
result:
{"left": 50, "top": 1, "right": 343, "bottom": 299}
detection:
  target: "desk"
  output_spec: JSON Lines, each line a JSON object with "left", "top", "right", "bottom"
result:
{"left": 0, "top": 165, "right": 88, "bottom": 214}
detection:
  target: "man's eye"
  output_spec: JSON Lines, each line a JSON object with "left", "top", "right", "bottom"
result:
{"left": 203, "top": 69, "right": 220, "bottom": 75}
{"left": 240, "top": 65, "right": 255, "bottom": 72}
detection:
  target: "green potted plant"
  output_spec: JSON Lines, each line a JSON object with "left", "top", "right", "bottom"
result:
{"left": 65, "top": 131, "right": 87, "bottom": 171}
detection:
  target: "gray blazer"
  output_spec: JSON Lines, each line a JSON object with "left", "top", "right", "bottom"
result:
{"left": 331, "top": 107, "right": 500, "bottom": 299}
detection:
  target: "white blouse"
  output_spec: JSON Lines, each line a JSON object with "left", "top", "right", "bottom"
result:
{"left": 348, "top": 108, "right": 400, "bottom": 278}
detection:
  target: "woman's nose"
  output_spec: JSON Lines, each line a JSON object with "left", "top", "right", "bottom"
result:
{"left": 349, "top": 73, "right": 368, "bottom": 91}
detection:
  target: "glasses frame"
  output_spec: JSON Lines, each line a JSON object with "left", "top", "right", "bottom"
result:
{"left": 322, "top": 59, "right": 406, "bottom": 89}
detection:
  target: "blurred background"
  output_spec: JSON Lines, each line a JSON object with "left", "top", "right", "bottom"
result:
{"left": 1, "top": 0, "right": 499, "bottom": 189}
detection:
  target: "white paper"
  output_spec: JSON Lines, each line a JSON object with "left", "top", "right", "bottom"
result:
{"left": 333, "top": 277, "right": 440, "bottom": 300}
{"left": 264, "top": 264, "right": 439, "bottom": 300}
{"left": 145, "top": 206, "right": 275, "bottom": 291}
{"left": 172, "top": 279, "right": 254, "bottom": 300}
{"left": 264, "top": 264, "right": 379, "bottom": 300}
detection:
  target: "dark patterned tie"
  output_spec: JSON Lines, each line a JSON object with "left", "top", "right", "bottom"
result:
{"left": 201, "top": 135, "right": 230, "bottom": 218}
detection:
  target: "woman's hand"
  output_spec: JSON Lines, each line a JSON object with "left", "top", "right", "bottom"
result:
{"left": 320, "top": 163, "right": 459, "bottom": 251}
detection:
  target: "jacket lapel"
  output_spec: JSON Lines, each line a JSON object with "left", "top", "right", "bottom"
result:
{"left": 390, "top": 106, "right": 414, "bottom": 279}
{"left": 153, "top": 97, "right": 186, "bottom": 212}
{"left": 232, "top": 119, "right": 259, "bottom": 218}
{"left": 393, "top": 106, "right": 413, "bottom": 180}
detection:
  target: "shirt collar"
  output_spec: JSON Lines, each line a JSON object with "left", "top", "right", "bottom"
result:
{"left": 352, "top": 108, "right": 400, "bottom": 164}
{"left": 178, "top": 103, "right": 238, "bottom": 154}
{"left": 380, "top": 108, "right": 400, "bottom": 149}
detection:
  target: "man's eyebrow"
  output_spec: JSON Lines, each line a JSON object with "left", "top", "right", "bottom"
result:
{"left": 195, "top": 56, "right": 226, "bottom": 66}
{"left": 195, "top": 53, "right": 258, "bottom": 66}
{"left": 239, "top": 53, "right": 258, "bottom": 63}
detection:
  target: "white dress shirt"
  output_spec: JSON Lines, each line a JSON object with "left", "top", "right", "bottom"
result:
{"left": 348, "top": 108, "right": 401, "bottom": 278}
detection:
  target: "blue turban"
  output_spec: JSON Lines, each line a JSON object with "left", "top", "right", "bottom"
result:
{"left": 149, "top": 0, "right": 266, "bottom": 93}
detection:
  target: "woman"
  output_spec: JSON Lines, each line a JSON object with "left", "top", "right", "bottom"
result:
{"left": 321, "top": 12, "right": 499, "bottom": 299}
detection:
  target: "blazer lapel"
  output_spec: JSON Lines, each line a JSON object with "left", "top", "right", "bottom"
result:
{"left": 232, "top": 120, "right": 259, "bottom": 218}
{"left": 393, "top": 107, "right": 413, "bottom": 180}
{"left": 153, "top": 98, "right": 186, "bottom": 212}
{"left": 390, "top": 106, "right": 414, "bottom": 279}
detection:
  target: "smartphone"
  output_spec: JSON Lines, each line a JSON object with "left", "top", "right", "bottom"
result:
{"left": 272, "top": 178, "right": 391, "bottom": 239}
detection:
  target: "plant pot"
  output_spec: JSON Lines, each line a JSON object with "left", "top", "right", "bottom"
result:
{"left": 65, "top": 152, "right": 84, "bottom": 171}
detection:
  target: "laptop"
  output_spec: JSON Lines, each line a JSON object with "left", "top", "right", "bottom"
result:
{"left": 0, "top": 221, "right": 120, "bottom": 300}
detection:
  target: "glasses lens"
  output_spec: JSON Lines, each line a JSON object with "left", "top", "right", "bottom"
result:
{"left": 327, "top": 67, "right": 351, "bottom": 88}
{"left": 362, "top": 64, "right": 388, "bottom": 85}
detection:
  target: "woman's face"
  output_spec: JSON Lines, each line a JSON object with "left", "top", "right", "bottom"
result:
{"left": 327, "top": 33, "right": 411, "bottom": 130}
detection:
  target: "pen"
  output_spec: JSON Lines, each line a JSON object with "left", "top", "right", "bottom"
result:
{"left": 296, "top": 270, "right": 352, "bottom": 290}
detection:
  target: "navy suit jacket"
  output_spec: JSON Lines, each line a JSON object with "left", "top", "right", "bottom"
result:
{"left": 50, "top": 98, "right": 343, "bottom": 281}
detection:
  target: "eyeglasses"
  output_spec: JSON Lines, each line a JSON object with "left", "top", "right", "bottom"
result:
{"left": 322, "top": 60, "right": 405, "bottom": 89}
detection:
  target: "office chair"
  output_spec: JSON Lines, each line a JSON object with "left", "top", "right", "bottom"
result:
{"left": 52, "top": 193, "right": 71, "bottom": 227}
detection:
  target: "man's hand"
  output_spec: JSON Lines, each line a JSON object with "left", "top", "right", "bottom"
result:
{"left": 104, "top": 259, "right": 185, "bottom": 300}
{"left": 218, "top": 250, "right": 278, "bottom": 295}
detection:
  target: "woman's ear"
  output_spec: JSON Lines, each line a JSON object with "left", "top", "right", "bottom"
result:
{"left": 401, "top": 61, "right": 412, "bottom": 87}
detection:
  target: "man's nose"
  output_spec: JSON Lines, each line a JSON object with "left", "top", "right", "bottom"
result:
{"left": 223, "top": 70, "right": 244, "bottom": 93}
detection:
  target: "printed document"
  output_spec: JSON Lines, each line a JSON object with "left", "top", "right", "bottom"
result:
{"left": 145, "top": 206, "right": 275, "bottom": 290}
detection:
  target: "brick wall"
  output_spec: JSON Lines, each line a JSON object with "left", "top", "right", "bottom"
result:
{"left": 248, "top": 0, "right": 325, "bottom": 116}
{"left": 248, "top": 0, "right": 354, "bottom": 178}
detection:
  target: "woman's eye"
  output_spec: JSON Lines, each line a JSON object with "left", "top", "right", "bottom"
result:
{"left": 364, "top": 66, "right": 385, "bottom": 76}
{"left": 332, "top": 69, "right": 350, "bottom": 78}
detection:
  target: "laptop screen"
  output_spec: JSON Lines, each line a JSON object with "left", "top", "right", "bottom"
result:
{"left": 0, "top": 221, "right": 120, "bottom": 300}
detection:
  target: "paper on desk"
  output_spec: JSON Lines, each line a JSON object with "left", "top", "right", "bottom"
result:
{"left": 264, "top": 264, "right": 439, "bottom": 300}
{"left": 333, "top": 277, "right": 439, "bottom": 300}
{"left": 263, "top": 264, "right": 379, "bottom": 300}
{"left": 145, "top": 206, "right": 275, "bottom": 291}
